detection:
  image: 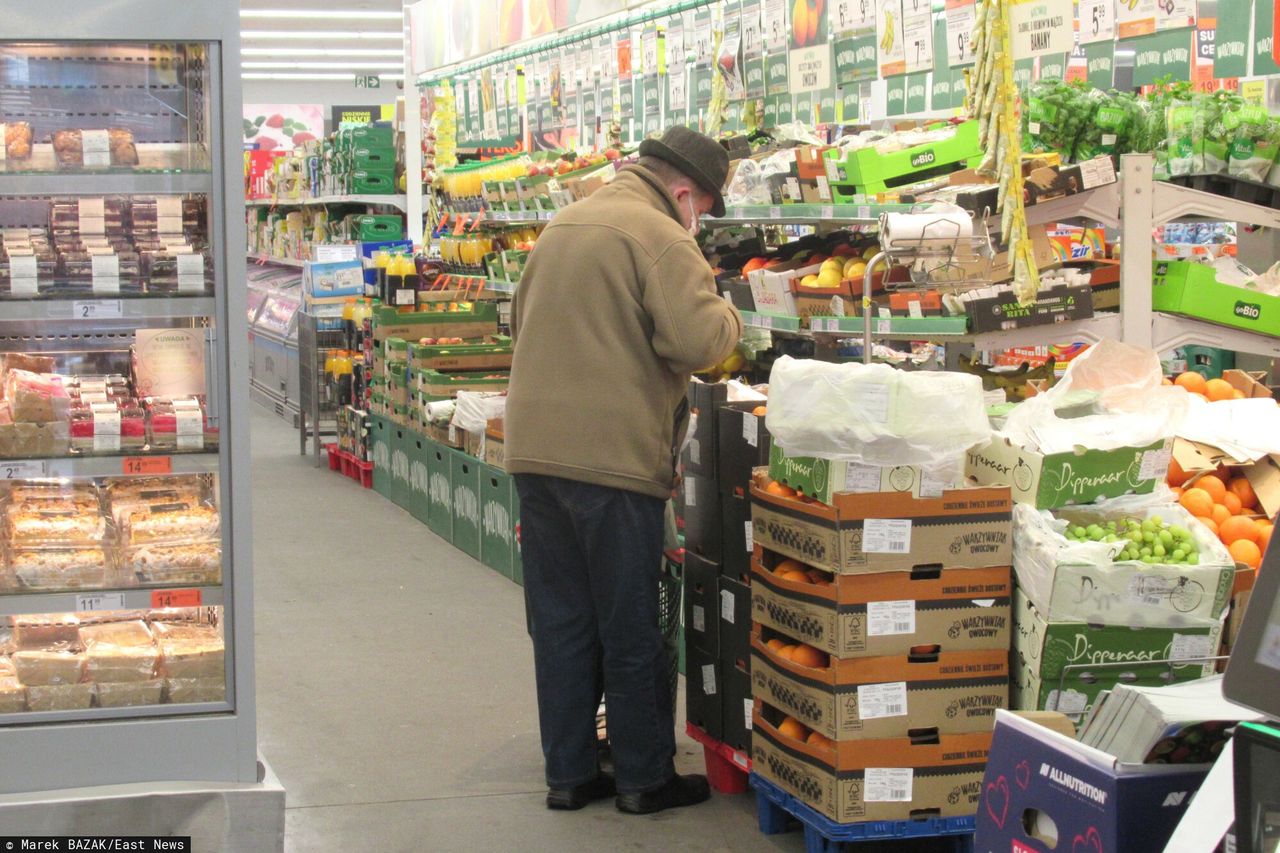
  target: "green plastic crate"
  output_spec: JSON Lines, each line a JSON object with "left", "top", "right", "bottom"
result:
{"left": 828, "top": 120, "right": 981, "bottom": 196}
{"left": 407, "top": 430, "right": 432, "bottom": 525}
{"left": 426, "top": 440, "right": 453, "bottom": 540}
{"left": 450, "top": 449, "right": 482, "bottom": 559}
{"left": 479, "top": 464, "right": 515, "bottom": 578}
{"left": 1153, "top": 260, "right": 1280, "bottom": 338}
{"left": 352, "top": 146, "right": 398, "bottom": 170}
{"left": 371, "top": 415, "right": 393, "bottom": 501}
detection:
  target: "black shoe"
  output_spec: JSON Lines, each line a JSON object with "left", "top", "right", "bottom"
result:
{"left": 615, "top": 774, "right": 711, "bottom": 815}
{"left": 546, "top": 773, "right": 617, "bottom": 810}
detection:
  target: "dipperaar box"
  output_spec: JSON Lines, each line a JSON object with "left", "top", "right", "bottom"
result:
{"left": 750, "top": 481, "right": 1012, "bottom": 576}
{"left": 973, "top": 710, "right": 1210, "bottom": 853}
{"left": 965, "top": 434, "right": 1170, "bottom": 509}
{"left": 767, "top": 445, "right": 960, "bottom": 506}
{"left": 750, "top": 631, "right": 1008, "bottom": 741}
{"left": 752, "top": 710, "right": 991, "bottom": 824}
{"left": 751, "top": 555, "right": 1012, "bottom": 657}
{"left": 1012, "top": 590, "right": 1220, "bottom": 719}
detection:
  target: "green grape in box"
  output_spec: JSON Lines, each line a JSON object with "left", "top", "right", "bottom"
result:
{"left": 1228, "top": 104, "right": 1280, "bottom": 182}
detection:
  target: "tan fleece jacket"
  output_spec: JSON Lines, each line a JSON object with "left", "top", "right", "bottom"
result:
{"left": 505, "top": 165, "right": 744, "bottom": 499}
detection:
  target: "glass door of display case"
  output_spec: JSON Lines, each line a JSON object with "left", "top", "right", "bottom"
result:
{"left": 0, "top": 0, "right": 256, "bottom": 794}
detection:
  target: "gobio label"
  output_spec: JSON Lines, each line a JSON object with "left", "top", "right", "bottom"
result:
{"left": 1235, "top": 300, "right": 1262, "bottom": 320}
{"left": 910, "top": 149, "right": 936, "bottom": 168}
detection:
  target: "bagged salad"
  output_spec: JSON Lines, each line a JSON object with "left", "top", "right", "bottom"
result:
{"left": 1227, "top": 104, "right": 1280, "bottom": 182}
{"left": 1165, "top": 92, "right": 1197, "bottom": 177}
{"left": 1023, "top": 80, "right": 1092, "bottom": 160}
{"left": 1191, "top": 90, "right": 1240, "bottom": 176}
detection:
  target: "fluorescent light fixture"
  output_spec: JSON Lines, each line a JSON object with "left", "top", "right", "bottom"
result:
{"left": 241, "top": 30, "right": 403, "bottom": 40}
{"left": 241, "top": 9, "right": 403, "bottom": 19}
{"left": 243, "top": 61, "right": 405, "bottom": 69}
{"left": 242, "top": 47, "right": 403, "bottom": 56}
{"left": 242, "top": 72, "right": 405, "bottom": 80}
{"left": 1115, "top": 49, "right": 1136, "bottom": 57}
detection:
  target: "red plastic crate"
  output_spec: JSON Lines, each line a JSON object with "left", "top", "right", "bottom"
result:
{"left": 685, "top": 721, "right": 750, "bottom": 794}
{"left": 326, "top": 443, "right": 341, "bottom": 471}
{"left": 332, "top": 447, "right": 374, "bottom": 488}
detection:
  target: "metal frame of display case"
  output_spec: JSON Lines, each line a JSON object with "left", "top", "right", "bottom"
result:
{"left": 0, "top": 0, "right": 257, "bottom": 793}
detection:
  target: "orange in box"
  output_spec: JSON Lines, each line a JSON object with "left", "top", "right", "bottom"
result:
{"left": 750, "top": 555, "right": 1012, "bottom": 657}
{"left": 750, "top": 628, "right": 1008, "bottom": 741}
{"left": 752, "top": 706, "right": 991, "bottom": 824}
{"left": 749, "top": 482, "right": 1013, "bottom": 576}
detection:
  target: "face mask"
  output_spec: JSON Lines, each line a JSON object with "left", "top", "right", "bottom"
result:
{"left": 685, "top": 196, "right": 700, "bottom": 237}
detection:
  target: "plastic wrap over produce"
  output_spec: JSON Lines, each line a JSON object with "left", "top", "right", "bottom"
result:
{"left": 724, "top": 150, "right": 797, "bottom": 207}
{"left": 450, "top": 391, "right": 506, "bottom": 434}
{"left": 1012, "top": 491, "right": 1235, "bottom": 630}
{"left": 765, "top": 356, "right": 989, "bottom": 473}
{"left": 1003, "top": 340, "right": 1188, "bottom": 454}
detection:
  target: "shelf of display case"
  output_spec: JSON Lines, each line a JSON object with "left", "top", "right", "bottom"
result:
{"left": 0, "top": 170, "right": 213, "bottom": 196}
{"left": 245, "top": 194, "right": 407, "bottom": 211}
{"left": 0, "top": 450, "right": 220, "bottom": 480}
{"left": 0, "top": 584, "right": 224, "bottom": 618}
{"left": 247, "top": 253, "right": 306, "bottom": 269}
{"left": 0, "top": 296, "right": 215, "bottom": 322}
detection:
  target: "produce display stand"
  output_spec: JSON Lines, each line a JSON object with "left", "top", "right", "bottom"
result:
{"left": 752, "top": 772, "right": 976, "bottom": 853}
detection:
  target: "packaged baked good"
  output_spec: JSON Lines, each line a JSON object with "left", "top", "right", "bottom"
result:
{"left": 12, "top": 649, "right": 85, "bottom": 685}
{"left": 152, "top": 622, "right": 224, "bottom": 680}
{"left": 0, "top": 417, "right": 70, "bottom": 459}
{"left": 8, "top": 547, "right": 109, "bottom": 591}
{"left": 6, "top": 493, "right": 107, "bottom": 545}
{"left": 0, "top": 250, "right": 55, "bottom": 298}
{"left": 56, "top": 249, "right": 143, "bottom": 295}
{"left": 164, "top": 677, "right": 224, "bottom": 704}
{"left": 10, "top": 613, "right": 81, "bottom": 649}
{"left": 49, "top": 198, "right": 130, "bottom": 236}
{"left": 4, "top": 370, "right": 71, "bottom": 424}
{"left": 144, "top": 397, "right": 207, "bottom": 451}
{"left": 69, "top": 400, "right": 145, "bottom": 454}
{"left": 25, "top": 683, "right": 93, "bottom": 711}
{"left": 0, "top": 675, "right": 26, "bottom": 713}
{"left": 120, "top": 504, "right": 217, "bottom": 545}
{"left": 127, "top": 541, "right": 220, "bottom": 585}
{"left": 51, "top": 128, "right": 139, "bottom": 169}
{"left": 79, "top": 621, "right": 158, "bottom": 683}
{"left": 96, "top": 679, "right": 163, "bottom": 708}
{"left": 2, "top": 122, "right": 33, "bottom": 161}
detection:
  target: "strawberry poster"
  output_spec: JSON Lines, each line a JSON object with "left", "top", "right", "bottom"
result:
{"left": 243, "top": 104, "right": 324, "bottom": 152}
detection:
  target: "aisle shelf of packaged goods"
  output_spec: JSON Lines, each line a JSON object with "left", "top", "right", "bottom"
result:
{"left": 482, "top": 279, "right": 517, "bottom": 295}
{"left": 0, "top": 450, "right": 221, "bottom": 480}
{"left": 247, "top": 253, "right": 306, "bottom": 269}
{"left": 0, "top": 296, "right": 216, "bottom": 322}
{"left": 485, "top": 209, "right": 557, "bottom": 223}
{"left": 0, "top": 585, "right": 225, "bottom": 620}
{"left": 245, "top": 194, "right": 408, "bottom": 212}
{"left": 0, "top": 169, "right": 213, "bottom": 197}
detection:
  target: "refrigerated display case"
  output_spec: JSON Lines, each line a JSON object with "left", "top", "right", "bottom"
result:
{"left": 0, "top": 0, "right": 257, "bottom": 794}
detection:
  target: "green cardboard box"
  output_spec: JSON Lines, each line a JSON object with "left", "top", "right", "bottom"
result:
{"left": 352, "top": 169, "right": 397, "bottom": 195}
{"left": 407, "top": 430, "right": 432, "bottom": 526}
{"left": 426, "top": 440, "right": 453, "bottom": 540}
{"left": 1153, "top": 260, "right": 1280, "bottom": 337}
{"left": 767, "top": 443, "right": 959, "bottom": 506}
{"left": 480, "top": 464, "right": 515, "bottom": 578}
{"left": 371, "top": 415, "right": 393, "bottom": 502}
{"left": 450, "top": 448, "right": 482, "bottom": 559}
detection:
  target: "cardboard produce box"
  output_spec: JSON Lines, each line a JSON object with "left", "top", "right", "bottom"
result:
{"left": 766, "top": 446, "right": 961, "bottom": 507}
{"left": 686, "top": 644, "right": 723, "bottom": 740}
{"left": 1013, "top": 590, "right": 1221, "bottom": 719}
{"left": 974, "top": 710, "right": 1210, "bottom": 853}
{"left": 747, "top": 260, "right": 816, "bottom": 317}
{"left": 682, "top": 474, "right": 722, "bottom": 561}
{"left": 683, "top": 380, "right": 728, "bottom": 480}
{"left": 751, "top": 555, "right": 1012, "bottom": 657}
{"left": 750, "top": 482, "right": 1013, "bottom": 576}
{"left": 717, "top": 402, "right": 771, "bottom": 494}
{"left": 372, "top": 303, "right": 499, "bottom": 343}
{"left": 720, "top": 658, "right": 753, "bottom": 755}
{"left": 1153, "top": 259, "right": 1280, "bottom": 338}
{"left": 751, "top": 633, "right": 1008, "bottom": 741}
{"left": 962, "top": 283, "right": 1094, "bottom": 334}
{"left": 965, "top": 434, "right": 1170, "bottom": 509}
{"left": 683, "top": 550, "right": 721, "bottom": 656}
{"left": 720, "top": 490, "right": 754, "bottom": 579}
{"left": 483, "top": 418, "right": 505, "bottom": 469}
{"left": 718, "top": 575, "right": 752, "bottom": 670}
{"left": 752, "top": 710, "right": 991, "bottom": 824}
{"left": 409, "top": 337, "right": 513, "bottom": 372}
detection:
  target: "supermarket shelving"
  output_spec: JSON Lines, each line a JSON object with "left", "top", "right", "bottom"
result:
{"left": 0, "top": 450, "right": 221, "bottom": 480}
{"left": 0, "top": 585, "right": 224, "bottom": 620}
{"left": 0, "top": 170, "right": 213, "bottom": 197}
{"left": 0, "top": 296, "right": 216, "bottom": 322}
{"left": 247, "top": 252, "right": 306, "bottom": 269}
{"left": 245, "top": 193, "right": 408, "bottom": 211}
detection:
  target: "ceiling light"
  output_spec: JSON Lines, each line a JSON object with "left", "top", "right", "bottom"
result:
{"left": 243, "top": 61, "right": 405, "bottom": 70}
{"left": 241, "top": 9, "right": 403, "bottom": 19}
{"left": 242, "top": 47, "right": 404, "bottom": 56}
{"left": 241, "top": 30, "right": 404, "bottom": 40}
{"left": 242, "top": 72, "right": 405, "bottom": 81}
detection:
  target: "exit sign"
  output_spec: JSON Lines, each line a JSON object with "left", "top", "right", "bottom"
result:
{"left": 354, "top": 74, "right": 381, "bottom": 89}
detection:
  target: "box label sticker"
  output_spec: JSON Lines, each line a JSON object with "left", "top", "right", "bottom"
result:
{"left": 1079, "top": 155, "right": 1117, "bottom": 189}
{"left": 721, "top": 589, "right": 736, "bottom": 624}
{"left": 1139, "top": 446, "right": 1172, "bottom": 481}
{"left": 692, "top": 605, "right": 706, "bottom": 633}
{"left": 1128, "top": 575, "right": 1175, "bottom": 607}
{"left": 861, "top": 384, "right": 890, "bottom": 423}
{"left": 745, "top": 520, "right": 754, "bottom": 552}
{"left": 82, "top": 129, "right": 110, "bottom": 167}
{"left": 867, "top": 600, "right": 916, "bottom": 635}
{"left": 857, "top": 681, "right": 909, "bottom": 719}
{"left": 1047, "top": 688, "right": 1088, "bottom": 715}
{"left": 688, "top": 437, "right": 701, "bottom": 465}
{"left": 743, "top": 413, "right": 760, "bottom": 448}
{"left": 745, "top": 698, "right": 753, "bottom": 730}
{"left": 1171, "top": 633, "right": 1212, "bottom": 661}
{"left": 845, "top": 463, "right": 884, "bottom": 493}
{"left": 685, "top": 476, "right": 696, "bottom": 507}
{"left": 864, "top": 768, "right": 913, "bottom": 802}
{"left": 919, "top": 469, "right": 947, "bottom": 498}
{"left": 862, "top": 519, "right": 912, "bottom": 554}
{"left": 702, "top": 664, "right": 717, "bottom": 695}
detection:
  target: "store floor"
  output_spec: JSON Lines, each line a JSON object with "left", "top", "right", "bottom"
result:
{"left": 248, "top": 407, "right": 797, "bottom": 852}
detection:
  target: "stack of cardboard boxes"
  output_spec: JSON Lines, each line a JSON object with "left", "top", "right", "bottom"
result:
{"left": 681, "top": 381, "right": 771, "bottom": 755}
{"left": 747, "top": 446, "right": 1015, "bottom": 825}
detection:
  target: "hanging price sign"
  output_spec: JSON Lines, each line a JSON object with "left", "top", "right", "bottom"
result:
{"left": 902, "top": 5, "right": 934, "bottom": 72}
{"left": 946, "top": 0, "right": 978, "bottom": 65}
{"left": 1079, "top": 0, "right": 1116, "bottom": 43}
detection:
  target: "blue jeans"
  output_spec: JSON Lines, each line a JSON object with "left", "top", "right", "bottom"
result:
{"left": 514, "top": 473, "right": 675, "bottom": 794}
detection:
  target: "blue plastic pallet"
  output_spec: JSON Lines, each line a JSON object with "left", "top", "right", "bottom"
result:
{"left": 751, "top": 773, "right": 976, "bottom": 853}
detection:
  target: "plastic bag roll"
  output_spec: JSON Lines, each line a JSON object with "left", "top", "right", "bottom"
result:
{"left": 880, "top": 208, "right": 973, "bottom": 247}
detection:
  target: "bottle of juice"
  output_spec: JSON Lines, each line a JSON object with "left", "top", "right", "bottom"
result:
{"left": 389, "top": 253, "right": 416, "bottom": 310}
{"left": 370, "top": 249, "right": 391, "bottom": 301}
{"left": 341, "top": 297, "right": 357, "bottom": 350}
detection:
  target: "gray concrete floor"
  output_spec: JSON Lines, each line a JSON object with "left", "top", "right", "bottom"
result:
{"left": 248, "top": 407, "right": 804, "bottom": 852}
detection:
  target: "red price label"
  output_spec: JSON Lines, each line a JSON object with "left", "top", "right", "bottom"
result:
{"left": 150, "top": 588, "right": 202, "bottom": 609}
{"left": 123, "top": 456, "right": 173, "bottom": 475}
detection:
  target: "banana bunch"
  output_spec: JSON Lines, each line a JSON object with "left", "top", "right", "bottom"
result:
{"left": 881, "top": 6, "right": 897, "bottom": 52}
{"left": 707, "top": 25, "right": 729, "bottom": 135}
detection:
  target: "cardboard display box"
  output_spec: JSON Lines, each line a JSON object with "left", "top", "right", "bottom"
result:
{"left": 766, "top": 445, "right": 961, "bottom": 506}
{"left": 965, "top": 434, "right": 1170, "bottom": 509}
{"left": 751, "top": 557, "right": 1012, "bottom": 658}
{"left": 721, "top": 658, "right": 754, "bottom": 755}
{"left": 409, "top": 337, "right": 513, "bottom": 372}
{"left": 416, "top": 368, "right": 509, "bottom": 399}
{"left": 686, "top": 644, "right": 723, "bottom": 740}
{"left": 483, "top": 419, "right": 505, "bottom": 469}
{"left": 1153, "top": 259, "right": 1280, "bottom": 338}
{"left": 684, "top": 380, "right": 728, "bottom": 480}
{"left": 752, "top": 710, "right": 991, "bottom": 824}
{"left": 962, "top": 283, "right": 1094, "bottom": 334}
{"left": 682, "top": 474, "right": 722, "bottom": 562}
{"left": 683, "top": 551, "right": 721, "bottom": 656}
{"left": 750, "top": 482, "right": 1013, "bottom": 576}
{"left": 718, "top": 575, "right": 753, "bottom": 671}
{"left": 717, "top": 402, "right": 771, "bottom": 494}
{"left": 747, "top": 260, "right": 818, "bottom": 317}
{"left": 372, "top": 303, "right": 499, "bottom": 343}
{"left": 751, "top": 633, "right": 1008, "bottom": 741}
{"left": 1013, "top": 590, "right": 1221, "bottom": 719}
{"left": 974, "top": 710, "right": 1210, "bottom": 853}
{"left": 720, "top": 491, "right": 754, "bottom": 579}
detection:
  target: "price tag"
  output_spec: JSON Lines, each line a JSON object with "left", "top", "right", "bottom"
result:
{"left": 685, "top": 476, "right": 696, "bottom": 507}
{"left": 868, "top": 600, "right": 917, "bottom": 635}
{"left": 903, "top": 9, "right": 934, "bottom": 73}
{"left": 1139, "top": 446, "right": 1173, "bottom": 481}
{"left": 743, "top": 413, "right": 760, "bottom": 447}
{"left": 1, "top": 459, "right": 47, "bottom": 479}
{"left": 862, "top": 519, "right": 913, "bottom": 554}
{"left": 1171, "top": 633, "right": 1212, "bottom": 661}
{"left": 764, "top": 0, "right": 788, "bottom": 50}
{"left": 151, "top": 588, "right": 203, "bottom": 609}
{"left": 744, "top": 698, "right": 753, "bottom": 731}
{"left": 946, "top": 0, "right": 978, "bottom": 64}
{"left": 817, "top": 177, "right": 833, "bottom": 202}
{"left": 857, "top": 682, "right": 909, "bottom": 719}
{"left": 123, "top": 455, "right": 173, "bottom": 475}
{"left": 76, "top": 592, "right": 127, "bottom": 612}
{"left": 745, "top": 521, "right": 754, "bottom": 552}
{"left": 720, "top": 588, "right": 736, "bottom": 624}
{"left": 73, "top": 299, "right": 123, "bottom": 319}
{"left": 831, "top": 295, "right": 846, "bottom": 317}
{"left": 857, "top": 205, "right": 871, "bottom": 220}
{"left": 821, "top": 205, "right": 835, "bottom": 220}
{"left": 865, "top": 768, "right": 914, "bottom": 802}
{"left": 82, "top": 130, "right": 110, "bottom": 167}
{"left": 1047, "top": 689, "right": 1089, "bottom": 715}
{"left": 876, "top": 317, "right": 893, "bottom": 334}
{"left": 1079, "top": 0, "right": 1115, "bottom": 43}
{"left": 701, "top": 663, "right": 717, "bottom": 695}
{"left": 692, "top": 604, "right": 706, "bottom": 633}
{"left": 769, "top": 205, "right": 782, "bottom": 220}
{"left": 756, "top": 314, "right": 774, "bottom": 330}
{"left": 907, "top": 300, "right": 924, "bottom": 318}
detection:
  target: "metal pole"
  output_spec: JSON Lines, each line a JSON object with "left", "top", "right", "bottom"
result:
{"left": 862, "top": 252, "right": 888, "bottom": 364}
